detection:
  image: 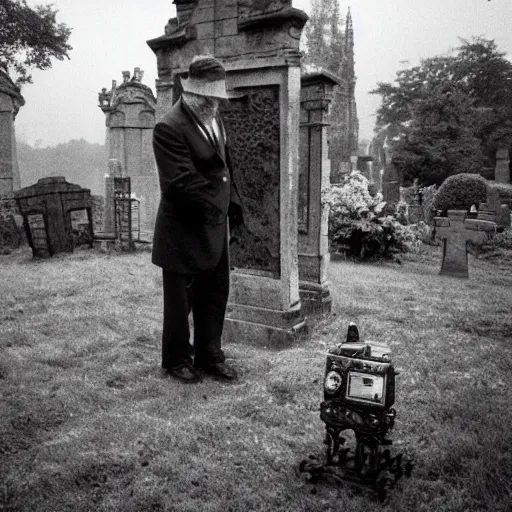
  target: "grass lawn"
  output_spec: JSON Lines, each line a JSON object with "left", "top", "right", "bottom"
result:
{"left": 1, "top": 243, "right": 511, "bottom": 511}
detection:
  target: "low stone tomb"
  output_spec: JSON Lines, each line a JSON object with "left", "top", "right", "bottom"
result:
{"left": 14, "top": 177, "right": 93, "bottom": 257}
{"left": 434, "top": 210, "right": 496, "bottom": 278}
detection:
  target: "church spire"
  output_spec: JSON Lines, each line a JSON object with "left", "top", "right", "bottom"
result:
{"left": 345, "top": 7, "right": 354, "bottom": 48}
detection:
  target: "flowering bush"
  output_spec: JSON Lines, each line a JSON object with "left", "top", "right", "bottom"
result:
{"left": 323, "top": 171, "right": 421, "bottom": 260}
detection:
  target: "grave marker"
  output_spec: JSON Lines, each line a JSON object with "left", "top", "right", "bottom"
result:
{"left": 147, "top": 0, "right": 309, "bottom": 346}
{"left": 434, "top": 210, "right": 496, "bottom": 278}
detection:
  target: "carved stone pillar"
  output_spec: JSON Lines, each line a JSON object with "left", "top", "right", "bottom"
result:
{"left": 298, "top": 71, "right": 338, "bottom": 314}
{"left": 0, "top": 70, "right": 24, "bottom": 196}
{"left": 98, "top": 69, "right": 158, "bottom": 236}
{"left": 147, "top": 0, "right": 309, "bottom": 347}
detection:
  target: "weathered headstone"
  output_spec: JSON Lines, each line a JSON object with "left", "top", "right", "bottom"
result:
{"left": 299, "top": 70, "right": 338, "bottom": 314}
{"left": 350, "top": 155, "right": 358, "bottom": 171}
{"left": 357, "top": 155, "right": 373, "bottom": 182}
{"left": 481, "top": 186, "right": 511, "bottom": 231}
{"left": 14, "top": 177, "right": 93, "bottom": 257}
{"left": 495, "top": 148, "right": 510, "bottom": 184}
{"left": 499, "top": 204, "right": 511, "bottom": 230}
{"left": 98, "top": 69, "right": 158, "bottom": 237}
{"left": 0, "top": 70, "right": 24, "bottom": 197}
{"left": 434, "top": 210, "right": 496, "bottom": 278}
{"left": 147, "top": 0, "right": 309, "bottom": 346}
{"left": 381, "top": 139, "right": 400, "bottom": 203}
{"left": 102, "top": 158, "right": 123, "bottom": 235}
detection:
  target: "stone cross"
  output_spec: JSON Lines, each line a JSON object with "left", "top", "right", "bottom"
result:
{"left": 434, "top": 210, "right": 496, "bottom": 278}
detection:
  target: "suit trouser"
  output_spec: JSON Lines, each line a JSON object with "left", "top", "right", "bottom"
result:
{"left": 161, "top": 243, "right": 229, "bottom": 370}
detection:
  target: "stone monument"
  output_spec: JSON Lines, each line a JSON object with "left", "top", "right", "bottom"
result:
{"left": 433, "top": 210, "right": 496, "bottom": 278}
{"left": 0, "top": 70, "right": 24, "bottom": 197}
{"left": 381, "top": 138, "right": 400, "bottom": 204}
{"left": 299, "top": 69, "right": 339, "bottom": 314}
{"left": 98, "top": 68, "right": 158, "bottom": 236}
{"left": 147, "top": 0, "right": 309, "bottom": 346}
{"left": 14, "top": 177, "right": 93, "bottom": 257}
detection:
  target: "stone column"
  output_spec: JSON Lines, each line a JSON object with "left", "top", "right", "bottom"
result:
{"left": 495, "top": 148, "right": 510, "bottom": 184}
{"left": 0, "top": 71, "right": 24, "bottom": 196}
{"left": 147, "top": 0, "right": 309, "bottom": 347}
{"left": 298, "top": 71, "right": 338, "bottom": 314}
{"left": 98, "top": 70, "right": 158, "bottom": 236}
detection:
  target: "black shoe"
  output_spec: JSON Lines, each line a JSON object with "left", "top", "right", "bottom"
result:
{"left": 166, "top": 364, "right": 203, "bottom": 384}
{"left": 197, "top": 362, "right": 238, "bottom": 381}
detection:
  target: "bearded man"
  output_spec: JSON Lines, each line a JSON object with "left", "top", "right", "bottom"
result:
{"left": 152, "top": 55, "right": 244, "bottom": 383}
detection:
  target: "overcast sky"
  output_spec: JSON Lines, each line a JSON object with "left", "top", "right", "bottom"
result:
{"left": 14, "top": 0, "right": 512, "bottom": 147}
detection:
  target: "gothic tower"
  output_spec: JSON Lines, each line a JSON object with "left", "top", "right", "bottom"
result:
{"left": 328, "top": 7, "right": 359, "bottom": 182}
{"left": 343, "top": 8, "right": 359, "bottom": 157}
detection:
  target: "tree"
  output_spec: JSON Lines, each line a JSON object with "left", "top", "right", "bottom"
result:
{"left": 394, "top": 84, "right": 484, "bottom": 186}
{"left": 302, "top": 1, "right": 359, "bottom": 169}
{"left": 302, "top": 0, "right": 343, "bottom": 74}
{"left": 0, "top": 0, "right": 72, "bottom": 87}
{"left": 371, "top": 37, "right": 512, "bottom": 186}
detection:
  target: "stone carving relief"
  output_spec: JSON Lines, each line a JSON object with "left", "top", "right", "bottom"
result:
{"left": 221, "top": 85, "right": 281, "bottom": 274}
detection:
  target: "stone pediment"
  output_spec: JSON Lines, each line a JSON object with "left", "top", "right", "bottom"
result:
{"left": 111, "top": 82, "right": 156, "bottom": 110}
{"left": 147, "top": 0, "right": 308, "bottom": 63}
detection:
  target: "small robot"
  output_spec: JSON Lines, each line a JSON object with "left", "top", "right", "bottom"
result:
{"left": 300, "top": 323, "right": 412, "bottom": 502}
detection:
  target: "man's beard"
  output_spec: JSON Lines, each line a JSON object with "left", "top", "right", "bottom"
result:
{"left": 182, "top": 93, "right": 220, "bottom": 124}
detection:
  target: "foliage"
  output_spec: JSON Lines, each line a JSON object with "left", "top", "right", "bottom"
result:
{"left": 17, "top": 138, "right": 107, "bottom": 195}
{"left": 0, "top": 0, "right": 72, "bottom": 87}
{"left": 432, "top": 173, "right": 488, "bottom": 213}
{"left": 371, "top": 37, "right": 512, "bottom": 186}
{"left": 302, "top": 1, "right": 358, "bottom": 164}
{"left": 302, "top": 0, "right": 343, "bottom": 74}
{"left": 0, "top": 215, "right": 21, "bottom": 253}
{"left": 393, "top": 83, "right": 485, "bottom": 186}
{"left": 323, "top": 171, "right": 421, "bottom": 260}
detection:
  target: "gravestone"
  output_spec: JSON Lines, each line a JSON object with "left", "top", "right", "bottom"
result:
{"left": 480, "top": 186, "right": 511, "bottom": 231}
{"left": 381, "top": 141, "right": 400, "bottom": 203}
{"left": 299, "top": 69, "right": 338, "bottom": 314}
{"left": 102, "top": 158, "right": 123, "bottom": 235}
{"left": 14, "top": 177, "right": 93, "bottom": 257}
{"left": 357, "top": 155, "right": 373, "bottom": 182}
{"left": 98, "top": 68, "right": 158, "bottom": 237}
{"left": 0, "top": 70, "right": 24, "bottom": 197}
{"left": 495, "top": 148, "right": 510, "bottom": 184}
{"left": 434, "top": 210, "right": 496, "bottom": 278}
{"left": 147, "top": 0, "right": 309, "bottom": 346}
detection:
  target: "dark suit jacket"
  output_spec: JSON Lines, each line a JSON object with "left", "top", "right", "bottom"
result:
{"left": 152, "top": 98, "right": 243, "bottom": 274}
